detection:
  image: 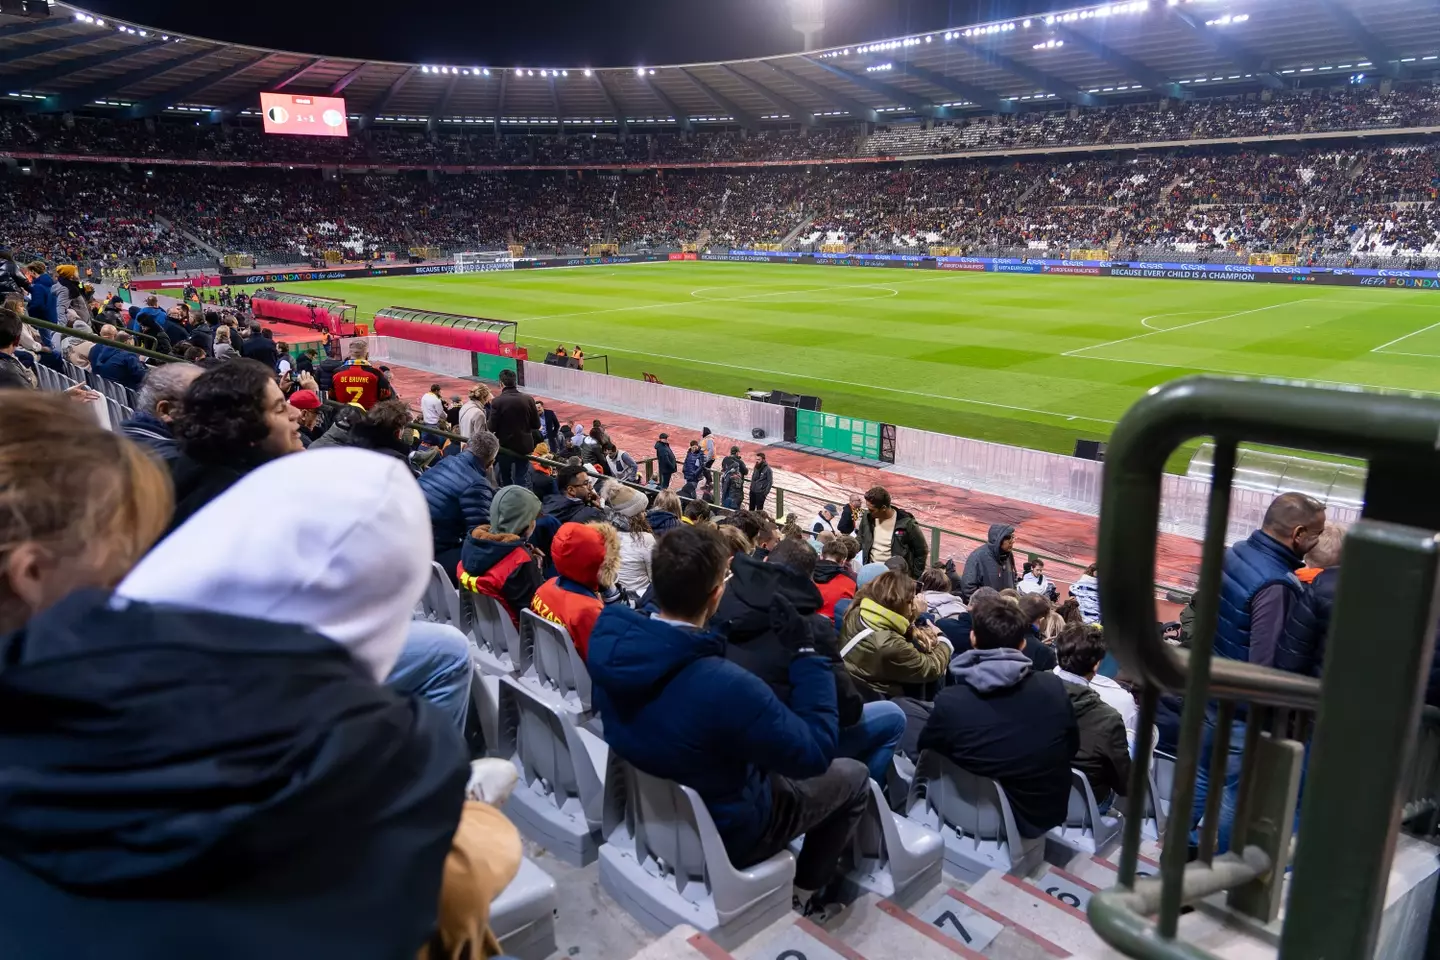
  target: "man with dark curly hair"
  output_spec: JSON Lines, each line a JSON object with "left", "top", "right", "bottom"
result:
{"left": 167, "top": 358, "right": 302, "bottom": 531}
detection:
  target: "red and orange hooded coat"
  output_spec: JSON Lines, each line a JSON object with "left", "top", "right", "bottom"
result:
{"left": 529, "top": 522, "right": 608, "bottom": 660}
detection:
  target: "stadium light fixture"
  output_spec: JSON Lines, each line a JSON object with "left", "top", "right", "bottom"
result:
{"left": 562, "top": 69, "right": 568, "bottom": 77}
{"left": 583, "top": 68, "right": 592, "bottom": 76}
{"left": 637, "top": 67, "right": 645, "bottom": 76}
{"left": 515, "top": 68, "right": 523, "bottom": 76}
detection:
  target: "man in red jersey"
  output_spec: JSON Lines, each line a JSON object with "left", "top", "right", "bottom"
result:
{"left": 330, "top": 340, "right": 395, "bottom": 410}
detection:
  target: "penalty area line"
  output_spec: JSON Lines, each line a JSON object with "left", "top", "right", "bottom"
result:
{"left": 521, "top": 338, "right": 1118, "bottom": 425}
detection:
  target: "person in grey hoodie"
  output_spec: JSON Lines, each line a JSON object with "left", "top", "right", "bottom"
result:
{"left": 957, "top": 523, "right": 1018, "bottom": 601}
{"left": 917, "top": 596, "right": 1078, "bottom": 837}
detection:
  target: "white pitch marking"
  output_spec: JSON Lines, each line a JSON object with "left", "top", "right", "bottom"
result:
{"left": 1062, "top": 300, "right": 1313, "bottom": 357}
{"left": 1139, "top": 310, "right": 1210, "bottom": 331}
{"left": 1371, "top": 318, "right": 1440, "bottom": 354}
{"left": 520, "top": 335, "right": 1120, "bottom": 424}
{"left": 1073, "top": 351, "right": 1440, "bottom": 397}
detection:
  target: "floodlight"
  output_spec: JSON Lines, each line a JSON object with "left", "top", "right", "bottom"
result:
{"left": 584, "top": 68, "right": 592, "bottom": 76}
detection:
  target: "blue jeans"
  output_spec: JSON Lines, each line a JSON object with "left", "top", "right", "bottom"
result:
{"left": 1190, "top": 712, "right": 1246, "bottom": 853}
{"left": 837, "top": 700, "right": 907, "bottom": 783}
{"left": 494, "top": 451, "right": 531, "bottom": 490}
{"left": 385, "top": 621, "right": 473, "bottom": 731}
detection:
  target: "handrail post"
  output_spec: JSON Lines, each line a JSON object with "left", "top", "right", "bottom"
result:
{"left": 1280, "top": 520, "right": 1440, "bottom": 958}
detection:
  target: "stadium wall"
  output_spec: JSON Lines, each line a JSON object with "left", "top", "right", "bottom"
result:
{"left": 139, "top": 252, "right": 1440, "bottom": 294}
{"left": 358, "top": 335, "right": 1361, "bottom": 541}
{"left": 704, "top": 252, "right": 1440, "bottom": 290}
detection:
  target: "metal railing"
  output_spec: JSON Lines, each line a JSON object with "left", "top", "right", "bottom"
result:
{"left": 1092, "top": 375, "right": 1440, "bottom": 960}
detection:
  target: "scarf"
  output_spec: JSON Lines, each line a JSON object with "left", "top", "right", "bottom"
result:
{"left": 857, "top": 596, "right": 911, "bottom": 635}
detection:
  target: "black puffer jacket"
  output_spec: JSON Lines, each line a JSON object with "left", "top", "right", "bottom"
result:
{"left": 710, "top": 554, "right": 864, "bottom": 728}
{"left": 1276, "top": 568, "right": 1338, "bottom": 679}
{"left": 0, "top": 255, "right": 30, "bottom": 297}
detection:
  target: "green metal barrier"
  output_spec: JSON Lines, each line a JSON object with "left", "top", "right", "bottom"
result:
{"left": 1091, "top": 375, "right": 1440, "bottom": 960}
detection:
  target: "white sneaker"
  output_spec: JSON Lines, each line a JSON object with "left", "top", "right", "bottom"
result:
{"left": 466, "top": 758, "right": 519, "bottom": 806}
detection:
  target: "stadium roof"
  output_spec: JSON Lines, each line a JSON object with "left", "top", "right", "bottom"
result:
{"left": 1, "top": 0, "right": 1439, "bottom": 128}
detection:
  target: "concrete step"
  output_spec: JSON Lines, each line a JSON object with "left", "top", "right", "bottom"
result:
{"left": 966, "top": 870, "right": 1129, "bottom": 959}
{"left": 819, "top": 893, "right": 985, "bottom": 960}
{"left": 627, "top": 925, "right": 735, "bottom": 960}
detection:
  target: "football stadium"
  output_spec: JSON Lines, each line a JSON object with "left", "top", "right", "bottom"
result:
{"left": 6, "top": 0, "right": 1440, "bottom": 958}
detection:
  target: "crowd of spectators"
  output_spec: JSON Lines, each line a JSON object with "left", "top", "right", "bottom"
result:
{"left": 2, "top": 184, "right": 1434, "bottom": 945}
{"left": 3, "top": 83, "right": 1438, "bottom": 173}
{"left": 3, "top": 123, "right": 1439, "bottom": 265}
{"left": 859, "top": 84, "right": 1440, "bottom": 157}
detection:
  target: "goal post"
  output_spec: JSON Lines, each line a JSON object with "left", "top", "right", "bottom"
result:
{"left": 453, "top": 250, "right": 517, "bottom": 273}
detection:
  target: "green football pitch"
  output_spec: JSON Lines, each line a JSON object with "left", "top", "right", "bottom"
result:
{"left": 244, "top": 261, "right": 1440, "bottom": 458}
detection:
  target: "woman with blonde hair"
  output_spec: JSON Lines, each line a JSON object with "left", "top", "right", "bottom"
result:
{"left": 0, "top": 391, "right": 172, "bottom": 632}
{"left": 648, "top": 489, "right": 682, "bottom": 534}
{"left": 212, "top": 323, "right": 236, "bottom": 360}
{"left": 838, "top": 570, "right": 952, "bottom": 699}
{"left": 458, "top": 383, "right": 491, "bottom": 439}
{"left": 0, "top": 405, "right": 494, "bottom": 959}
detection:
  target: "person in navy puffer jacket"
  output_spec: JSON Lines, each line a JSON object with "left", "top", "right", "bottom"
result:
{"left": 1194, "top": 491, "right": 1325, "bottom": 853}
{"left": 89, "top": 336, "right": 149, "bottom": 391}
{"left": 417, "top": 427, "right": 499, "bottom": 578}
{"left": 587, "top": 524, "right": 870, "bottom": 916}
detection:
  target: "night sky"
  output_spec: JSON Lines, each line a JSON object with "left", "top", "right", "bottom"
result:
{"left": 72, "top": 0, "right": 1061, "bottom": 66}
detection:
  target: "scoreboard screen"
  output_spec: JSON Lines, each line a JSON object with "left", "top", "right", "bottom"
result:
{"left": 260, "top": 92, "right": 349, "bottom": 137}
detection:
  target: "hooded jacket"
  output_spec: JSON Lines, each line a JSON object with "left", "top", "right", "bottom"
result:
{"left": 123, "top": 448, "right": 433, "bottom": 683}
{"left": 530, "top": 522, "right": 608, "bottom": 660}
{"left": 89, "top": 343, "right": 148, "bottom": 391}
{"left": 587, "top": 603, "right": 839, "bottom": 860}
{"left": 459, "top": 527, "right": 544, "bottom": 628}
{"left": 120, "top": 411, "right": 180, "bottom": 462}
{"left": 417, "top": 449, "right": 495, "bottom": 553}
{"left": 812, "top": 560, "right": 856, "bottom": 619}
{"left": 857, "top": 505, "right": 929, "bottom": 578}
{"left": 1060, "top": 677, "right": 1131, "bottom": 806}
{"left": 0, "top": 591, "right": 467, "bottom": 960}
{"left": 838, "top": 597, "right": 951, "bottom": 700}
{"left": 647, "top": 509, "right": 681, "bottom": 534}
{"left": 27, "top": 273, "right": 55, "bottom": 324}
{"left": 654, "top": 440, "right": 677, "bottom": 477}
{"left": 712, "top": 554, "right": 864, "bottom": 728}
{"left": 958, "top": 523, "right": 1018, "bottom": 600}
{"left": 920, "top": 648, "right": 1078, "bottom": 837}
{"left": 682, "top": 447, "right": 705, "bottom": 483}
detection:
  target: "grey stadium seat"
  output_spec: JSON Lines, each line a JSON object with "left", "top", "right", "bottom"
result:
{"left": 490, "top": 857, "right": 559, "bottom": 960}
{"left": 598, "top": 751, "right": 795, "bottom": 949}
{"left": 835, "top": 780, "right": 943, "bottom": 907}
{"left": 904, "top": 751, "right": 1044, "bottom": 884}
{"left": 465, "top": 591, "right": 526, "bottom": 677}
{"left": 496, "top": 676, "right": 607, "bottom": 866}
{"left": 417, "top": 561, "right": 462, "bottom": 627}
{"left": 1046, "top": 768, "right": 1123, "bottom": 860}
{"left": 519, "top": 609, "right": 593, "bottom": 716}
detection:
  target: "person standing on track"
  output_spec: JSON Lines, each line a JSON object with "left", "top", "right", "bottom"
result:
{"left": 487, "top": 368, "right": 541, "bottom": 489}
{"left": 748, "top": 452, "right": 773, "bottom": 513}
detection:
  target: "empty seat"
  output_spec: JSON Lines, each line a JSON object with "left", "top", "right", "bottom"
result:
{"left": 496, "top": 676, "right": 606, "bottom": 866}
{"left": 904, "top": 751, "right": 1044, "bottom": 885}
{"left": 465, "top": 591, "right": 526, "bottom": 677}
{"left": 836, "top": 780, "right": 943, "bottom": 907}
{"left": 1046, "top": 769, "right": 1123, "bottom": 860}
{"left": 490, "top": 857, "right": 558, "bottom": 960}
{"left": 418, "top": 561, "right": 462, "bottom": 627}
{"left": 598, "top": 751, "right": 795, "bottom": 949}
{"left": 520, "top": 609, "right": 592, "bottom": 715}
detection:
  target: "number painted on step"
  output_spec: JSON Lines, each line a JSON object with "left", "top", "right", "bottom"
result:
{"left": 1045, "top": 886, "right": 1083, "bottom": 908}
{"left": 775, "top": 951, "right": 807, "bottom": 960}
{"left": 934, "top": 911, "right": 973, "bottom": 944}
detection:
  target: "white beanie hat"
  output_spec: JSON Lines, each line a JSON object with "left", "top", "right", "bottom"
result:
{"left": 118, "top": 448, "right": 433, "bottom": 682}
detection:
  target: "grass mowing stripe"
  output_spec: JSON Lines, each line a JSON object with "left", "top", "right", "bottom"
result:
{"left": 238, "top": 263, "right": 1440, "bottom": 466}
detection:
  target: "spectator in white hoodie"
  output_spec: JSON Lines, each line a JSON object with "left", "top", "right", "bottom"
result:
{"left": 1017, "top": 556, "right": 1059, "bottom": 602}
{"left": 118, "top": 447, "right": 474, "bottom": 728}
